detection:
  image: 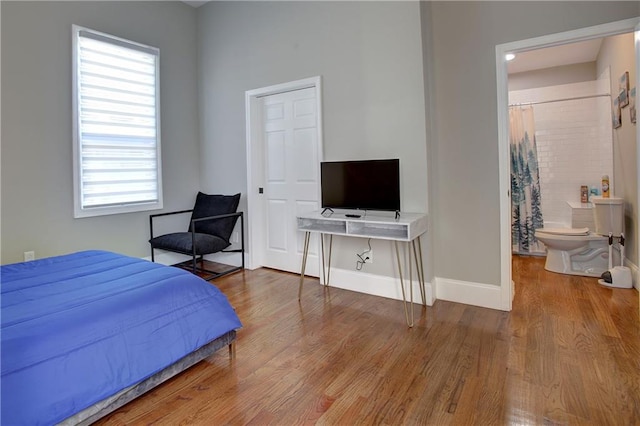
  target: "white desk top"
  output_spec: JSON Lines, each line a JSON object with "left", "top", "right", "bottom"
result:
{"left": 297, "top": 210, "right": 427, "bottom": 241}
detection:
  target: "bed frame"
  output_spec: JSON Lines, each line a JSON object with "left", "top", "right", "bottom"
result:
{"left": 59, "top": 330, "right": 236, "bottom": 425}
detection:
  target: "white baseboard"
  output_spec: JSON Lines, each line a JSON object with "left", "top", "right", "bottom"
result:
{"left": 323, "top": 267, "right": 435, "bottom": 306}
{"left": 432, "top": 258, "right": 640, "bottom": 311}
{"left": 434, "top": 277, "right": 503, "bottom": 310}
{"left": 143, "top": 251, "right": 180, "bottom": 265}
{"left": 147, "top": 253, "right": 435, "bottom": 305}
{"left": 624, "top": 257, "right": 639, "bottom": 290}
{"left": 145, "top": 252, "right": 636, "bottom": 309}
{"left": 145, "top": 250, "right": 246, "bottom": 267}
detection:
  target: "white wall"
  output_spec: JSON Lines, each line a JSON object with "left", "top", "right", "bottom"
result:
{"left": 1, "top": 1, "right": 200, "bottom": 264}
{"left": 424, "top": 1, "right": 639, "bottom": 288}
{"left": 197, "top": 1, "right": 428, "bottom": 279}
{"left": 510, "top": 80, "right": 613, "bottom": 231}
{"left": 596, "top": 32, "right": 638, "bottom": 267}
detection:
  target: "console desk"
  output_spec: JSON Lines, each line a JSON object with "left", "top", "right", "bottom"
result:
{"left": 296, "top": 210, "right": 428, "bottom": 327}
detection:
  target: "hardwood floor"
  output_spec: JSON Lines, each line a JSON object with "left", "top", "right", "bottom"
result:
{"left": 97, "top": 256, "right": 639, "bottom": 425}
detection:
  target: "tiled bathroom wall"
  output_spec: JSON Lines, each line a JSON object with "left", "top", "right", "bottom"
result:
{"left": 510, "top": 77, "right": 613, "bottom": 229}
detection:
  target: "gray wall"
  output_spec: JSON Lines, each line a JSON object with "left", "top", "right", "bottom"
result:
{"left": 425, "top": 1, "right": 639, "bottom": 286}
{"left": 197, "top": 1, "right": 428, "bottom": 276}
{"left": 596, "top": 32, "right": 638, "bottom": 266}
{"left": 1, "top": 1, "right": 200, "bottom": 264}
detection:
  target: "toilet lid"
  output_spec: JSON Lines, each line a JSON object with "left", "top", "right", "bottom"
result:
{"left": 538, "top": 227, "right": 590, "bottom": 236}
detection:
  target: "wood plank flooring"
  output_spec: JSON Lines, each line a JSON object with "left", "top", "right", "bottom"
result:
{"left": 96, "top": 256, "right": 639, "bottom": 425}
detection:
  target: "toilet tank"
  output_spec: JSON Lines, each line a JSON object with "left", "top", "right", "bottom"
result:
{"left": 591, "top": 196, "right": 624, "bottom": 236}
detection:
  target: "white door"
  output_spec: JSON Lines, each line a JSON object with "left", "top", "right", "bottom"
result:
{"left": 261, "top": 87, "right": 320, "bottom": 275}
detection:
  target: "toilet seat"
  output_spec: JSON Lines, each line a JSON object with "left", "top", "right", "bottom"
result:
{"left": 537, "top": 227, "right": 590, "bottom": 236}
{"left": 535, "top": 228, "right": 605, "bottom": 244}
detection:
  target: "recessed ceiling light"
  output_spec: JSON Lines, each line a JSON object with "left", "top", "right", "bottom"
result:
{"left": 505, "top": 53, "right": 516, "bottom": 61}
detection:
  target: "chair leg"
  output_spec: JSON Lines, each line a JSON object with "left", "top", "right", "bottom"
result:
{"left": 240, "top": 213, "right": 245, "bottom": 270}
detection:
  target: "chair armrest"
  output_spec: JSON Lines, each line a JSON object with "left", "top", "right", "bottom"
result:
{"left": 190, "top": 211, "right": 242, "bottom": 224}
{"left": 190, "top": 212, "right": 243, "bottom": 244}
{"left": 149, "top": 209, "right": 194, "bottom": 240}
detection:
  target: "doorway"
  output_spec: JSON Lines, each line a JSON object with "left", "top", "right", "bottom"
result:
{"left": 245, "top": 77, "right": 324, "bottom": 275}
{"left": 496, "top": 18, "right": 640, "bottom": 308}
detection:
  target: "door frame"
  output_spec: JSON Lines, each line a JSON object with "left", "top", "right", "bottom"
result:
{"left": 496, "top": 17, "right": 640, "bottom": 310}
{"left": 245, "top": 76, "right": 324, "bottom": 270}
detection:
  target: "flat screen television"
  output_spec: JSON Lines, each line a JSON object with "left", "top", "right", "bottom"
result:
{"left": 320, "top": 159, "right": 400, "bottom": 212}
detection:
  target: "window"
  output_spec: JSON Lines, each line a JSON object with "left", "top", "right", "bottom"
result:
{"left": 72, "top": 25, "right": 162, "bottom": 218}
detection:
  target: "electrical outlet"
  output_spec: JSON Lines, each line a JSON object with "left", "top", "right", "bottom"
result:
{"left": 24, "top": 251, "right": 35, "bottom": 262}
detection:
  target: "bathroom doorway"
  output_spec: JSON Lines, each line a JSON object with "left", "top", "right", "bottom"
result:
{"left": 496, "top": 18, "right": 640, "bottom": 306}
{"left": 508, "top": 41, "right": 617, "bottom": 257}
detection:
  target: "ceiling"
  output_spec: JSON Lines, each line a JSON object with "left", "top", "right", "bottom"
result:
{"left": 507, "top": 38, "right": 603, "bottom": 74}
{"left": 182, "top": 0, "right": 209, "bottom": 7}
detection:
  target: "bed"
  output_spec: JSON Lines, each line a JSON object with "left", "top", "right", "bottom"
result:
{"left": 1, "top": 250, "right": 242, "bottom": 425}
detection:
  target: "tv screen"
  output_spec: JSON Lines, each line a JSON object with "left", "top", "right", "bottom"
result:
{"left": 321, "top": 159, "right": 400, "bottom": 212}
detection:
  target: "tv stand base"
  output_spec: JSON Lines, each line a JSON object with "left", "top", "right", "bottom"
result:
{"left": 296, "top": 210, "right": 428, "bottom": 327}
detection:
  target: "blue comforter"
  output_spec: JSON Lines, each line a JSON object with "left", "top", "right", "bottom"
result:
{"left": 1, "top": 250, "right": 242, "bottom": 425}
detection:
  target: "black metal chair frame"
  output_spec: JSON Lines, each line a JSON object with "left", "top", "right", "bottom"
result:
{"left": 149, "top": 210, "right": 245, "bottom": 281}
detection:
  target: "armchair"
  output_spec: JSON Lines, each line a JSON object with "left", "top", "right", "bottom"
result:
{"left": 149, "top": 192, "right": 244, "bottom": 280}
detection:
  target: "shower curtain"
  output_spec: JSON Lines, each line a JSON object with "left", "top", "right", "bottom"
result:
{"left": 510, "top": 106, "right": 545, "bottom": 254}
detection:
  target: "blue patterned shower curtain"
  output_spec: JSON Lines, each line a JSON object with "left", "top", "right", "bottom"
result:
{"left": 510, "top": 106, "right": 545, "bottom": 254}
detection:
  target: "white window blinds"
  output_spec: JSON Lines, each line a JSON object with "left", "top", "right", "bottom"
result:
{"left": 73, "top": 26, "right": 162, "bottom": 218}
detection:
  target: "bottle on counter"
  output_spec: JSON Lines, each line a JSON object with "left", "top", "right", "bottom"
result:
{"left": 602, "top": 175, "right": 610, "bottom": 198}
{"left": 580, "top": 185, "right": 589, "bottom": 203}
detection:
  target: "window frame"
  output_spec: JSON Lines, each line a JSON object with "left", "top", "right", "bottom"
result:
{"left": 72, "top": 25, "right": 163, "bottom": 218}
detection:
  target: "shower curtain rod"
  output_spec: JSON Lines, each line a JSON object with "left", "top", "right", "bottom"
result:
{"left": 509, "top": 93, "right": 611, "bottom": 107}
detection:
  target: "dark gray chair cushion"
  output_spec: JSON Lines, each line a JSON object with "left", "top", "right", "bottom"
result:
{"left": 189, "top": 192, "right": 241, "bottom": 241}
{"left": 149, "top": 232, "right": 230, "bottom": 255}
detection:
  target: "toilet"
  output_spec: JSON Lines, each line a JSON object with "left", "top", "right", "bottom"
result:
{"left": 534, "top": 197, "right": 624, "bottom": 277}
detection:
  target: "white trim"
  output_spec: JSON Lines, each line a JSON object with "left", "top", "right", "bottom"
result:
{"left": 145, "top": 250, "right": 247, "bottom": 268}
{"left": 435, "top": 277, "right": 504, "bottom": 311}
{"left": 495, "top": 44, "right": 512, "bottom": 311}
{"left": 322, "top": 267, "right": 435, "bottom": 306}
{"left": 143, "top": 254, "right": 436, "bottom": 305}
{"left": 496, "top": 17, "right": 640, "bottom": 311}
{"left": 636, "top": 22, "right": 640, "bottom": 297}
{"left": 144, "top": 251, "right": 188, "bottom": 265}
{"left": 625, "top": 257, "right": 639, "bottom": 291}
{"left": 244, "top": 76, "right": 323, "bottom": 270}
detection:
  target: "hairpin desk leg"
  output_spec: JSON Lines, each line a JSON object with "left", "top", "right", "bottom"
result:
{"left": 413, "top": 238, "right": 426, "bottom": 305}
{"left": 323, "top": 234, "right": 333, "bottom": 286}
{"left": 298, "top": 231, "right": 311, "bottom": 300}
{"left": 395, "top": 240, "right": 414, "bottom": 327}
{"left": 321, "top": 234, "right": 326, "bottom": 285}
